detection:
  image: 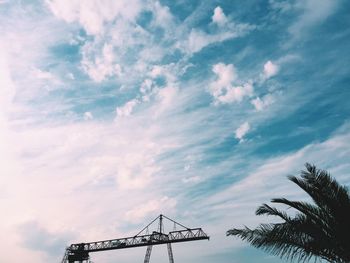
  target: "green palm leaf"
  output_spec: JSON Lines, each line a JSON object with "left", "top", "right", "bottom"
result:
{"left": 227, "top": 163, "right": 350, "bottom": 262}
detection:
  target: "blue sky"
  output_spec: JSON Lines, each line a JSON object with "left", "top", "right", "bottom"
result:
{"left": 0, "top": 0, "right": 350, "bottom": 262}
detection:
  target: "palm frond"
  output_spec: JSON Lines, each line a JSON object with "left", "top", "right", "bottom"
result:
{"left": 227, "top": 164, "right": 350, "bottom": 263}
{"left": 255, "top": 203, "right": 292, "bottom": 222}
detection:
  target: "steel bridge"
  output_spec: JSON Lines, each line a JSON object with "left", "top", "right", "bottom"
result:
{"left": 61, "top": 214, "right": 209, "bottom": 263}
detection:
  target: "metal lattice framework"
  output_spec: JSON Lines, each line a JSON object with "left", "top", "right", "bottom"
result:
{"left": 144, "top": 245, "right": 152, "bottom": 263}
{"left": 167, "top": 243, "right": 174, "bottom": 263}
{"left": 61, "top": 214, "right": 209, "bottom": 263}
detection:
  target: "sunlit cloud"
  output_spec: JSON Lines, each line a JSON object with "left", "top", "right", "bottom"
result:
{"left": 0, "top": 1, "right": 349, "bottom": 263}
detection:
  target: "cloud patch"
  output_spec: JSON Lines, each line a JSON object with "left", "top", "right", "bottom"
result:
{"left": 251, "top": 94, "right": 274, "bottom": 111}
{"left": 263, "top": 60, "right": 279, "bottom": 79}
{"left": 17, "top": 221, "right": 74, "bottom": 258}
{"left": 235, "top": 122, "right": 250, "bottom": 141}
{"left": 116, "top": 99, "right": 139, "bottom": 117}
{"left": 212, "top": 6, "right": 228, "bottom": 26}
{"left": 210, "top": 63, "right": 254, "bottom": 104}
{"left": 178, "top": 8, "right": 255, "bottom": 55}
{"left": 288, "top": 0, "right": 339, "bottom": 40}
{"left": 81, "top": 43, "right": 122, "bottom": 82}
{"left": 46, "top": 0, "right": 143, "bottom": 35}
{"left": 125, "top": 196, "right": 176, "bottom": 223}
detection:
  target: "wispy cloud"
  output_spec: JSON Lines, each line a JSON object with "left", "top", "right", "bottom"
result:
{"left": 0, "top": 1, "right": 349, "bottom": 263}
{"left": 178, "top": 18, "right": 254, "bottom": 55}
{"left": 288, "top": 0, "right": 340, "bottom": 40}
{"left": 17, "top": 221, "right": 74, "bottom": 259}
{"left": 251, "top": 94, "right": 275, "bottom": 111}
{"left": 235, "top": 122, "right": 250, "bottom": 141}
{"left": 125, "top": 197, "right": 177, "bottom": 223}
{"left": 46, "top": 0, "right": 143, "bottom": 35}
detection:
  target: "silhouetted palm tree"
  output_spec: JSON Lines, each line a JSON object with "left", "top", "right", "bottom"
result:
{"left": 227, "top": 163, "right": 350, "bottom": 262}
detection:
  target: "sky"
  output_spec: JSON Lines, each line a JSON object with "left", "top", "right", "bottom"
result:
{"left": 0, "top": 0, "right": 350, "bottom": 262}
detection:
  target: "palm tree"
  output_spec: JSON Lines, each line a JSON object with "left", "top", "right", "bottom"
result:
{"left": 227, "top": 163, "right": 350, "bottom": 262}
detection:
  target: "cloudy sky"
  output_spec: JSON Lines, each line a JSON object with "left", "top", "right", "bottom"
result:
{"left": 1, "top": 0, "right": 350, "bottom": 262}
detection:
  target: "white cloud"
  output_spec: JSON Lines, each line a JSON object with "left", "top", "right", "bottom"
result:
{"left": 46, "top": 0, "right": 143, "bottom": 35}
{"left": 115, "top": 153, "right": 159, "bottom": 190}
{"left": 0, "top": 8, "right": 69, "bottom": 104}
{"left": 0, "top": 50, "right": 20, "bottom": 202}
{"left": 125, "top": 196, "right": 176, "bottom": 223}
{"left": 30, "top": 68, "right": 62, "bottom": 90}
{"left": 288, "top": 0, "right": 339, "bottom": 40}
{"left": 1, "top": 1, "right": 346, "bottom": 262}
{"left": 212, "top": 63, "right": 237, "bottom": 93}
{"left": 138, "top": 45, "right": 167, "bottom": 63}
{"left": 77, "top": 17, "right": 152, "bottom": 83}
{"left": 182, "top": 176, "right": 201, "bottom": 184}
{"left": 210, "top": 63, "right": 236, "bottom": 98}
{"left": 148, "top": 64, "right": 178, "bottom": 85}
{"left": 251, "top": 94, "right": 274, "bottom": 111}
{"left": 0, "top": 50, "right": 15, "bottom": 113}
{"left": 0, "top": 110, "right": 181, "bottom": 260}
{"left": 183, "top": 28, "right": 232, "bottom": 54}
{"left": 212, "top": 6, "right": 228, "bottom": 26}
{"left": 67, "top": 72, "right": 75, "bottom": 80}
{"left": 193, "top": 125, "right": 350, "bottom": 256}
{"left": 157, "top": 86, "right": 177, "bottom": 107}
{"left": 179, "top": 22, "right": 254, "bottom": 55}
{"left": 150, "top": 1, "right": 175, "bottom": 31}
{"left": 217, "top": 82, "right": 254, "bottom": 104}
{"left": 150, "top": 86, "right": 179, "bottom": 117}
{"left": 206, "top": 127, "right": 350, "bottom": 215}
{"left": 263, "top": 60, "right": 279, "bottom": 79}
{"left": 17, "top": 221, "right": 74, "bottom": 259}
{"left": 210, "top": 63, "right": 254, "bottom": 104}
{"left": 140, "top": 79, "right": 155, "bottom": 102}
{"left": 269, "top": 0, "right": 293, "bottom": 13}
{"left": 0, "top": 2, "right": 265, "bottom": 263}
{"left": 140, "top": 79, "right": 153, "bottom": 94}
{"left": 32, "top": 68, "right": 55, "bottom": 80}
{"left": 149, "top": 65, "right": 164, "bottom": 78}
{"left": 116, "top": 99, "right": 139, "bottom": 117}
{"left": 84, "top": 112, "right": 93, "bottom": 120}
{"left": 81, "top": 43, "right": 122, "bottom": 82}
{"left": 235, "top": 122, "right": 250, "bottom": 141}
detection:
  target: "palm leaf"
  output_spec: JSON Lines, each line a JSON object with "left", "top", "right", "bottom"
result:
{"left": 227, "top": 164, "right": 350, "bottom": 262}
